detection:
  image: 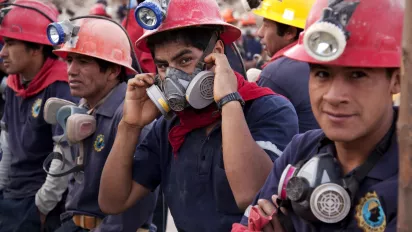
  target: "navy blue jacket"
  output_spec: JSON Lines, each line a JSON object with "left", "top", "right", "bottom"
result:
{"left": 258, "top": 56, "right": 319, "bottom": 133}
{"left": 65, "top": 83, "right": 157, "bottom": 231}
{"left": 132, "top": 94, "right": 299, "bottom": 231}
{"left": 2, "top": 81, "right": 76, "bottom": 199}
{"left": 241, "top": 110, "right": 398, "bottom": 232}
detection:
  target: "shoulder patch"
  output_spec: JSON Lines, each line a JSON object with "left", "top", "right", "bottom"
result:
{"left": 94, "top": 134, "right": 105, "bottom": 152}
{"left": 355, "top": 191, "right": 386, "bottom": 232}
{"left": 31, "top": 99, "right": 42, "bottom": 118}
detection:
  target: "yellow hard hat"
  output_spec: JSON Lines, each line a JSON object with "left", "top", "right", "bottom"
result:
{"left": 253, "top": 0, "right": 316, "bottom": 29}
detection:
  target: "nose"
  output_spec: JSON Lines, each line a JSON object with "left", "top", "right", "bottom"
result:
{"left": 322, "top": 76, "right": 350, "bottom": 106}
{"left": 67, "top": 60, "right": 79, "bottom": 77}
{"left": 0, "top": 44, "right": 8, "bottom": 59}
{"left": 257, "top": 25, "right": 264, "bottom": 39}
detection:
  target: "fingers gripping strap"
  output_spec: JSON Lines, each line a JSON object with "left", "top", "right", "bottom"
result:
{"left": 196, "top": 33, "right": 219, "bottom": 70}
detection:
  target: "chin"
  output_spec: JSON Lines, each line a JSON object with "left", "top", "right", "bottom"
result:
{"left": 5, "top": 68, "right": 17, "bottom": 75}
{"left": 322, "top": 127, "right": 363, "bottom": 143}
{"left": 69, "top": 89, "right": 85, "bottom": 98}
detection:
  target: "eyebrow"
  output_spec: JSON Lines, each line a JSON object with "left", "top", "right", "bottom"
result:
{"left": 3, "top": 38, "right": 13, "bottom": 43}
{"left": 154, "top": 49, "right": 193, "bottom": 64}
{"left": 309, "top": 64, "right": 375, "bottom": 72}
{"left": 309, "top": 64, "right": 329, "bottom": 70}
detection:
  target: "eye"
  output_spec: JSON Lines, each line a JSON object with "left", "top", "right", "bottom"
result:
{"left": 79, "top": 59, "right": 89, "bottom": 64}
{"left": 66, "top": 58, "right": 73, "bottom": 64}
{"left": 179, "top": 57, "right": 193, "bottom": 66}
{"left": 351, "top": 71, "right": 367, "bottom": 79}
{"left": 314, "top": 70, "right": 330, "bottom": 79}
{"left": 156, "top": 63, "right": 168, "bottom": 71}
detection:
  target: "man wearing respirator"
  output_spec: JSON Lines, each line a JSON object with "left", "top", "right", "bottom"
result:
{"left": 43, "top": 17, "right": 157, "bottom": 231}
{"left": 0, "top": 1, "right": 77, "bottom": 231}
{"left": 234, "top": 0, "right": 402, "bottom": 231}
{"left": 98, "top": 0, "right": 299, "bottom": 231}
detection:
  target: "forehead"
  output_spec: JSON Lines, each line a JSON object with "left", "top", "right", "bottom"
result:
{"left": 3, "top": 37, "right": 24, "bottom": 44}
{"left": 153, "top": 40, "right": 202, "bottom": 61}
{"left": 66, "top": 53, "right": 95, "bottom": 60}
{"left": 263, "top": 18, "right": 277, "bottom": 27}
{"left": 309, "top": 64, "right": 381, "bottom": 72}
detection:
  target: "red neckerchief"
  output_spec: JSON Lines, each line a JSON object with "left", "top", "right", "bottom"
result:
{"left": 168, "top": 71, "right": 276, "bottom": 157}
{"left": 231, "top": 206, "right": 274, "bottom": 232}
{"left": 7, "top": 58, "right": 68, "bottom": 99}
{"left": 261, "top": 41, "right": 298, "bottom": 69}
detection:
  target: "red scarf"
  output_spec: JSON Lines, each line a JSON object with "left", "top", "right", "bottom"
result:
{"left": 168, "top": 72, "right": 276, "bottom": 156}
{"left": 261, "top": 41, "right": 298, "bottom": 69}
{"left": 7, "top": 58, "right": 68, "bottom": 99}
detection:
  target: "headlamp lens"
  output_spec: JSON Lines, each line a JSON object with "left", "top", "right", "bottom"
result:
{"left": 48, "top": 26, "right": 60, "bottom": 45}
{"left": 134, "top": 1, "right": 164, "bottom": 30}
{"left": 307, "top": 31, "right": 339, "bottom": 58}
{"left": 138, "top": 7, "right": 157, "bottom": 27}
{"left": 303, "top": 21, "right": 347, "bottom": 62}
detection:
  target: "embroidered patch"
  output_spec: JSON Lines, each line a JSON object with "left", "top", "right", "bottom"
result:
{"left": 31, "top": 99, "right": 42, "bottom": 118}
{"left": 355, "top": 191, "right": 386, "bottom": 232}
{"left": 94, "top": 134, "right": 105, "bottom": 152}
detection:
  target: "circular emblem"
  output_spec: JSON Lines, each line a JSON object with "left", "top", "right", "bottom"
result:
{"left": 31, "top": 99, "right": 42, "bottom": 118}
{"left": 355, "top": 191, "right": 386, "bottom": 232}
{"left": 94, "top": 134, "right": 105, "bottom": 152}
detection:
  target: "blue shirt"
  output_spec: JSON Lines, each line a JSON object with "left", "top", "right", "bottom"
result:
{"left": 132, "top": 95, "right": 299, "bottom": 232}
{"left": 2, "top": 81, "right": 76, "bottom": 199}
{"left": 241, "top": 110, "right": 398, "bottom": 232}
{"left": 258, "top": 57, "right": 319, "bottom": 133}
{"left": 65, "top": 83, "right": 157, "bottom": 231}
{"left": 242, "top": 35, "right": 262, "bottom": 61}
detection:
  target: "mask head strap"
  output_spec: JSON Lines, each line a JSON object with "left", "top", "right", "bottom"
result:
{"left": 195, "top": 32, "right": 220, "bottom": 71}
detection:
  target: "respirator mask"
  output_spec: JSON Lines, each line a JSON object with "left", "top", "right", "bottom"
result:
{"left": 278, "top": 153, "right": 352, "bottom": 224}
{"left": 146, "top": 32, "right": 219, "bottom": 117}
{"left": 42, "top": 98, "right": 97, "bottom": 183}
{"left": 277, "top": 125, "right": 394, "bottom": 225}
{"left": 303, "top": 0, "right": 360, "bottom": 62}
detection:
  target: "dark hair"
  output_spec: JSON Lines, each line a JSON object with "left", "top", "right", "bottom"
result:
{"left": 94, "top": 58, "right": 127, "bottom": 82}
{"left": 274, "top": 21, "right": 302, "bottom": 41}
{"left": 146, "top": 26, "right": 223, "bottom": 56}
{"left": 23, "top": 41, "right": 58, "bottom": 60}
{"left": 386, "top": 68, "right": 398, "bottom": 79}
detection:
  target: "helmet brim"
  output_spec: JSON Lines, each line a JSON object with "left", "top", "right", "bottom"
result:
{"left": 135, "top": 21, "right": 241, "bottom": 53}
{"left": 53, "top": 49, "right": 138, "bottom": 74}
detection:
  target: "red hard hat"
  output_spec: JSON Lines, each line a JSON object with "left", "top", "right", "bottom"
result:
{"left": 53, "top": 18, "right": 136, "bottom": 74}
{"left": 0, "top": 0, "right": 59, "bottom": 45}
{"left": 89, "top": 3, "right": 111, "bottom": 18}
{"left": 135, "top": 0, "right": 241, "bottom": 53}
{"left": 284, "top": 0, "right": 404, "bottom": 67}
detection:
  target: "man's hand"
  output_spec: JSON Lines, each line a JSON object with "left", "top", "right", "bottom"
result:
{"left": 122, "top": 73, "right": 160, "bottom": 129}
{"left": 256, "top": 195, "right": 286, "bottom": 232}
{"left": 204, "top": 53, "right": 238, "bottom": 102}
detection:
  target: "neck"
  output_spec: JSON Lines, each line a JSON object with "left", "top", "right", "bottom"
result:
{"left": 85, "top": 81, "right": 118, "bottom": 109}
{"left": 335, "top": 107, "right": 394, "bottom": 174}
{"left": 21, "top": 56, "right": 46, "bottom": 82}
